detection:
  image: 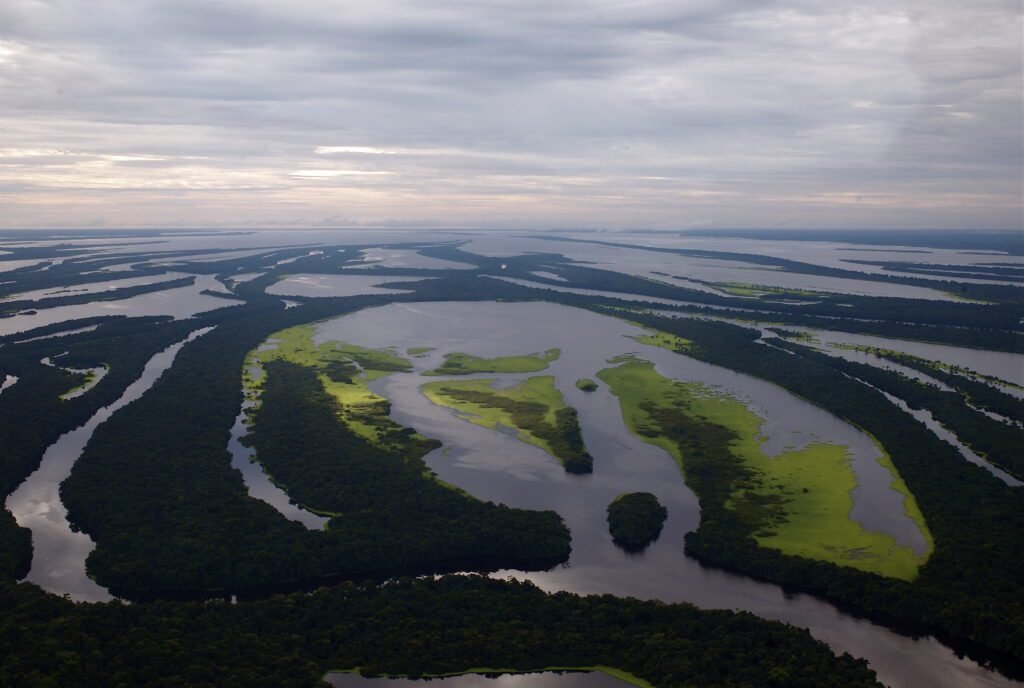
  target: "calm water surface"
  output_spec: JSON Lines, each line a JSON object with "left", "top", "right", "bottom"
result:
{"left": 4, "top": 327, "right": 213, "bottom": 602}
{"left": 304, "top": 301, "right": 1011, "bottom": 688}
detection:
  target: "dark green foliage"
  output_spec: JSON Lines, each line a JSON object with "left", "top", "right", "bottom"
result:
{"left": 870, "top": 350, "right": 1024, "bottom": 423}
{"left": 251, "top": 358, "right": 570, "bottom": 558}
{"left": 0, "top": 277, "right": 197, "bottom": 315}
{"left": 607, "top": 493, "right": 668, "bottom": 551}
{"left": 0, "top": 316, "right": 214, "bottom": 581}
{"left": 435, "top": 385, "right": 593, "bottom": 474}
{"left": 0, "top": 576, "right": 882, "bottom": 688}
{"left": 59, "top": 299, "right": 570, "bottom": 597}
{"left": 772, "top": 342, "right": 1024, "bottom": 480}
{"left": 609, "top": 310, "right": 1024, "bottom": 661}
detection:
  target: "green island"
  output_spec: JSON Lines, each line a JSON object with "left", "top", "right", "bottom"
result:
{"left": 575, "top": 378, "right": 598, "bottom": 392}
{"left": 422, "top": 376, "right": 594, "bottom": 473}
{"left": 606, "top": 492, "right": 668, "bottom": 551}
{"left": 58, "top": 364, "right": 108, "bottom": 400}
{"left": 246, "top": 325, "right": 423, "bottom": 451}
{"left": 630, "top": 329, "right": 692, "bottom": 352}
{"left": 406, "top": 346, "right": 435, "bottom": 356}
{"left": 597, "top": 356, "right": 931, "bottom": 580}
{"left": 425, "top": 348, "right": 560, "bottom": 375}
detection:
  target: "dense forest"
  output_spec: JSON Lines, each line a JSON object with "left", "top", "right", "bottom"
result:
{"left": 0, "top": 576, "right": 882, "bottom": 688}
{"left": 603, "top": 309, "right": 1024, "bottom": 663}
{"left": 1, "top": 230, "right": 1022, "bottom": 685}
{"left": 606, "top": 492, "right": 668, "bottom": 551}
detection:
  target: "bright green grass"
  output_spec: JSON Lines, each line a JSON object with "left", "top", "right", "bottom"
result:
{"left": 630, "top": 329, "right": 693, "bottom": 352}
{"left": 245, "top": 325, "right": 417, "bottom": 447}
{"left": 598, "top": 357, "right": 931, "bottom": 580}
{"left": 424, "top": 348, "right": 560, "bottom": 375}
{"left": 59, "top": 365, "right": 107, "bottom": 400}
{"left": 422, "top": 376, "right": 563, "bottom": 458}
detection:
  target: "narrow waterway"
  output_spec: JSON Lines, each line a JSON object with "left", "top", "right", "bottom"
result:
{"left": 4, "top": 327, "right": 214, "bottom": 602}
{"left": 227, "top": 356, "right": 330, "bottom": 529}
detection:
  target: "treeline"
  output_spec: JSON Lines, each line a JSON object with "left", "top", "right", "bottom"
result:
{"left": 602, "top": 309, "right": 1024, "bottom": 662}
{"left": 0, "top": 575, "right": 882, "bottom": 688}
{"left": 537, "top": 234, "right": 1024, "bottom": 305}
{"left": 867, "top": 349, "right": 1024, "bottom": 423}
{"left": 249, "top": 358, "right": 570, "bottom": 559}
{"left": 0, "top": 315, "right": 221, "bottom": 581}
{"left": 844, "top": 260, "right": 1024, "bottom": 283}
{"left": 59, "top": 296, "right": 570, "bottom": 597}
{"left": 771, "top": 341, "right": 1024, "bottom": 480}
{"left": 436, "top": 250, "right": 1024, "bottom": 351}
{"left": 0, "top": 276, "right": 197, "bottom": 316}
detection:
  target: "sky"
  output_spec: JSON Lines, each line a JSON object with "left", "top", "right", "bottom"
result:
{"left": 0, "top": 0, "right": 1021, "bottom": 230}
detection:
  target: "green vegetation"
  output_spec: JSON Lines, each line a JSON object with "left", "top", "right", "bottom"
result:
{"left": 598, "top": 356, "right": 930, "bottom": 580}
{"left": 855, "top": 346, "right": 1024, "bottom": 423}
{"left": 4, "top": 232, "right": 1023, "bottom": 681}
{"left": 406, "top": 346, "right": 434, "bottom": 356}
{"left": 0, "top": 276, "right": 198, "bottom": 316}
{"left": 630, "top": 329, "right": 692, "bottom": 352}
{"left": 800, "top": 344, "right": 1024, "bottom": 480}
{"left": 246, "top": 325, "right": 418, "bottom": 449}
{"left": 0, "top": 575, "right": 882, "bottom": 688}
{"left": 575, "top": 378, "right": 598, "bottom": 392}
{"left": 59, "top": 299, "right": 572, "bottom": 596}
{"left": 425, "top": 348, "right": 560, "bottom": 375}
{"left": 58, "top": 364, "right": 107, "bottom": 400}
{"left": 422, "top": 376, "right": 593, "bottom": 473}
{"left": 607, "top": 493, "right": 667, "bottom": 551}
{"left": 593, "top": 308, "right": 1024, "bottom": 660}
{"left": 714, "top": 282, "right": 771, "bottom": 297}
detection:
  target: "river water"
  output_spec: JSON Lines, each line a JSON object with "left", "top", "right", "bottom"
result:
{"left": 4, "top": 327, "right": 214, "bottom": 602}
{"left": 301, "top": 300, "right": 1015, "bottom": 688}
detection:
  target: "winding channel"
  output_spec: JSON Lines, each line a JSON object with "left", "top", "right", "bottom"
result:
{"left": 5, "top": 327, "right": 214, "bottom": 602}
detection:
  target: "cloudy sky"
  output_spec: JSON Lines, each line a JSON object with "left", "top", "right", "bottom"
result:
{"left": 0, "top": 0, "right": 1021, "bottom": 230}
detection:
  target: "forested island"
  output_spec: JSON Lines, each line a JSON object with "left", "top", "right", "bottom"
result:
{"left": 606, "top": 492, "right": 668, "bottom": 551}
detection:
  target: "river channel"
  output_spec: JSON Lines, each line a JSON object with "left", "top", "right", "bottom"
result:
{"left": 5, "top": 327, "right": 214, "bottom": 602}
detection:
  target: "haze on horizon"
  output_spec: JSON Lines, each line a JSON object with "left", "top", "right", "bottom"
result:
{"left": 0, "top": 0, "right": 1021, "bottom": 231}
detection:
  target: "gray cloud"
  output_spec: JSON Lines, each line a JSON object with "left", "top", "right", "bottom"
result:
{"left": 0, "top": 0, "right": 1020, "bottom": 229}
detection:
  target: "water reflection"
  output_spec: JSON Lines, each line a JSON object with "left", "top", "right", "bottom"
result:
{"left": 4, "top": 327, "right": 214, "bottom": 602}
{"left": 0, "top": 275, "right": 240, "bottom": 337}
{"left": 227, "top": 355, "right": 330, "bottom": 529}
{"left": 267, "top": 274, "right": 437, "bottom": 299}
{"left": 299, "top": 301, "right": 1011, "bottom": 688}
